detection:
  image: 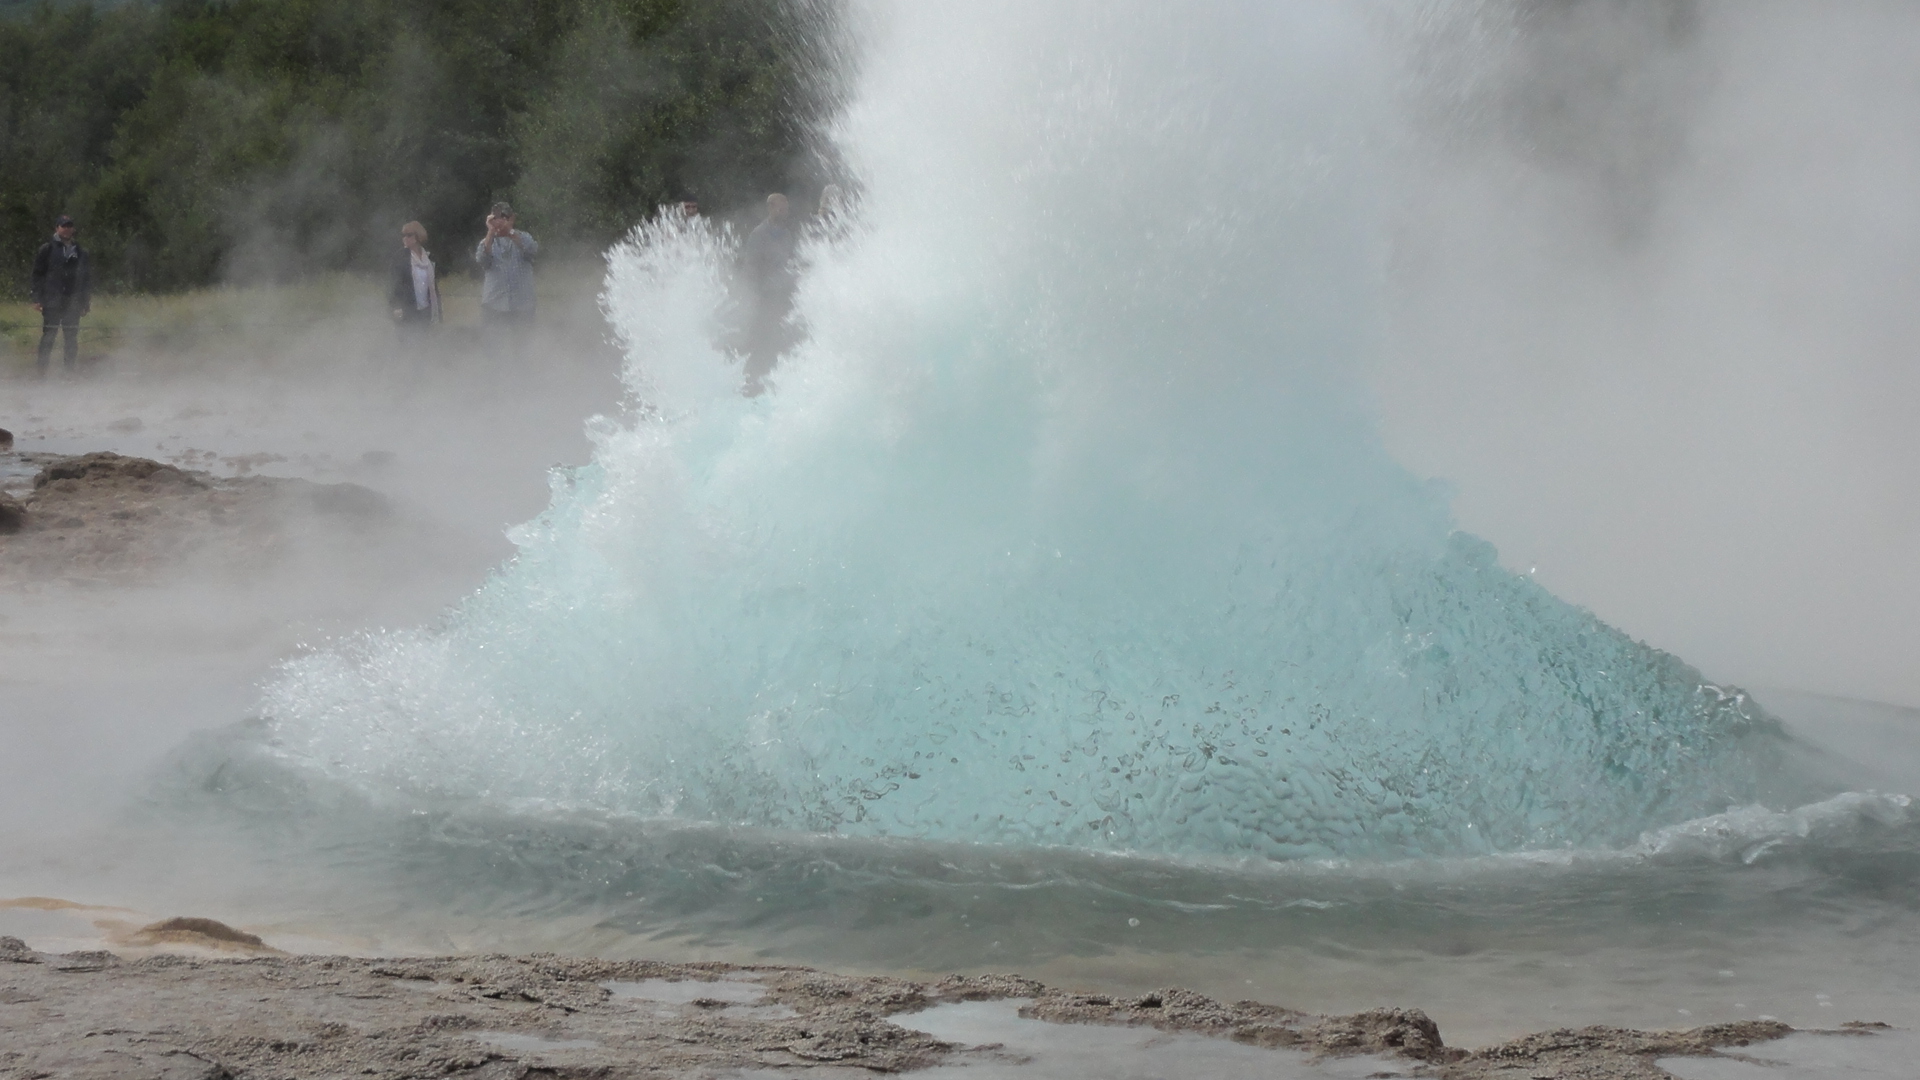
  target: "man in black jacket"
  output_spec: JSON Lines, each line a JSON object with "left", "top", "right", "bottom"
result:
{"left": 30, "top": 215, "right": 92, "bottom": 375}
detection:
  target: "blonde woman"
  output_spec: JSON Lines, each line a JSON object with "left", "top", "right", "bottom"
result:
{"left": 390, "top": 220, "right": 441, "bottom": 328}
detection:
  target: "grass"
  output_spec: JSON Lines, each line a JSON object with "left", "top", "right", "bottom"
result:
{"left": 1, "top": 261, "right": 612, "bottom": 375}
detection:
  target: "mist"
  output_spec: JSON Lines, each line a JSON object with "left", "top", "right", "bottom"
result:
{"left": 1371, "top": 0, "right": 1920, "bottom": 707}
{"left": 0, "top": 0, "right": 848, "bottom": 911}
{"left": 6, "top": 0, "right": 1914, "bottom": 859}
{"left": 6, "top": 7, "right": 1920, "bottom": 1056}
{"left": 0, "top": 286, "right": 624, "bottom": 886}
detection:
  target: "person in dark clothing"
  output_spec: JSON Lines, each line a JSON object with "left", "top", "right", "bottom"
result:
{"left": 30, "top": 215, "right": 91, "bottom": 376}
{"left": 389, "top": 220, "right": 441, "bottom": 334}
{"left": 739, "top": 193, "right": 798, "bottom": 396}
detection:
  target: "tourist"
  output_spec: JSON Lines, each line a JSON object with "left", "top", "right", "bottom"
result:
{"left": 815, "top": 184, "right": 846, "bottom": 227}
{"left": 739, "top": 193, "right": 798, "bottom": 396}
{"left": 809, "top": 183, "right": 851, "bottom": 245}
{"left": 662, "top": 196, "right": 705, "bottom": 232}
{"left": 30, "top": 215, "right": 91, "bottom": 376}
{"left": 475, "top": 201, "right": 538, "bottom": 328}
{"left": 389, "top": 220, "right": 441, "bottom": 332}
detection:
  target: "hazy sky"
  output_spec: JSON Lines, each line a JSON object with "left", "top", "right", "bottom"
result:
{"left": 1372, "top": 1, "right": 1920, "bottom": 706}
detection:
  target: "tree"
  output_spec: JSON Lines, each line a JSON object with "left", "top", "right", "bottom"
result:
{"left": 1, "top": 0, "right": 842, "bottom": 295}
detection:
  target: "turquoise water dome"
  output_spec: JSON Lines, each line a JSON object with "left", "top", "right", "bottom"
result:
{"left": 254, "top": 2, "right": 1784, "bottom": 860}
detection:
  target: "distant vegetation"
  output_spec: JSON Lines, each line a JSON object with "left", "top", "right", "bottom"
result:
{"left": 0, "top": 0, "right": 845, "bottom": 295}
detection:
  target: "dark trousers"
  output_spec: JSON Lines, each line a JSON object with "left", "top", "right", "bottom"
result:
{"left": 395, "top": 304, "right": 435, "bottom": 344}
{"left": 740, "top": 294, "right": 796, "bottom": 397}
{"left": 37, "top": 304, "right": 81, "bottom": 373}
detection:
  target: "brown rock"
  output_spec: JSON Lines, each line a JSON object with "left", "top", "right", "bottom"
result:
{"left": 22, "top": 1032, "right": 231, "bottom": 1080}
{"left": 1307, "top": 1006, "right": 1447, "bottom": 1058}
{"left": 1445, "top": 1019, "right": 1799, "bottom": 1079}
{"left": 0, "top": 935, "right": 36, "bottom": 962}
{"left": 0, "top": 953, "right": 1816, "bottom": 1080}
{"left": 0, "top": 450, "right": 415, "bottom": 585}
{"left": 129, "top": 917, "right": 276, "bottom": 953}
{"left": 51, "top": 949, "right": 120, "bottom": 972}
{"left": 33, "top": 451, "right": 200, "bottom": 490}
{"left": 1015, "top": 982, "right": 1459, "bottom": 1062}
{"left": 307, "top": 481, "right": 391, "bottom": 518}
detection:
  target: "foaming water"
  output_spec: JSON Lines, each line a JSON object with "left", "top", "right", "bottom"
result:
{"left": 154, "top": 730, "right": 1920, "bottom": 1041}
{"left": 103, "top": 0, "right": 1920, "bottom": 1046}
{"left": 240, "top": 2, "right": 1793, "bottom": 863}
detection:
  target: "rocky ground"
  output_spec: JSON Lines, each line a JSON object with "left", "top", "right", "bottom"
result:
{"left": 0, "top": 450, "right": 399, "bottom": 586}
{"left": 0, "top": 928, "right": 1826, "bottom": 1080}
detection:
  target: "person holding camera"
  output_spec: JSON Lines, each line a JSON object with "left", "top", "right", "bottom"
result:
{"left": 474, "top": 201, "right": 538, "bottom": 328}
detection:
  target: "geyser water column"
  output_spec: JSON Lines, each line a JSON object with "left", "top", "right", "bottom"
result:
{"left": 253, "top": 1, "right": 1786, "bottom": 860}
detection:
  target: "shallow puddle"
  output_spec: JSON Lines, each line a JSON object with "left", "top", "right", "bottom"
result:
{"left": 469, "top": 1030, "right": 602, "bottom": 1053}
{"left": 878, "top": 999, "right": 1404, "bottom": 1080}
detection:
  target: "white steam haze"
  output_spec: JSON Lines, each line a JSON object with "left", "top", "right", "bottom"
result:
{"left": 4, "top": 0, "right": 1916, "bottom": 846}
{"left": 230, "top": 0, "right": 1784, "bottom": 861}
{"left": 0, "top": 305, "right": 624, "bottom": 857}
{"left": 1374, "top": 0, "right": 1920, "bottom": 707}
{"left": 5, "top": 1, "right": 1920, "bottom": 1048}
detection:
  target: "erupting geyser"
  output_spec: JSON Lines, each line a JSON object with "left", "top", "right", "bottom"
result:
{"left": 247, "top": 2, "right": 1785, "bottom": 860}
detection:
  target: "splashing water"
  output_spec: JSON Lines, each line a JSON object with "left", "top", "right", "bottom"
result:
{"left": 252, "top": 2, "right": 1788, "bottom": 860}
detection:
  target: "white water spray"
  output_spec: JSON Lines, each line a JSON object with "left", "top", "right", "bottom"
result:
{"left": 251, "top": 2, "right": 1784, "bottom": 860}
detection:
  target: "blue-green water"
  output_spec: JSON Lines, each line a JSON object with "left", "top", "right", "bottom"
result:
{"left": 242, "top": 2, "right": 1789, "bottom": 862}
{"left": 96, "top": 0, "right": 1920, "bottom": 1049}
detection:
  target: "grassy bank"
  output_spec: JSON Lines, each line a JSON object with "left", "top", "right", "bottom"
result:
{"left": 1, "top": 262, "right": 613, "bottom": 376}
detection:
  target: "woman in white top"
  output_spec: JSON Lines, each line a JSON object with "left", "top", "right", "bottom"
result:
{"left": 389, "top": 220, "right": 442, "bottom": 328}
